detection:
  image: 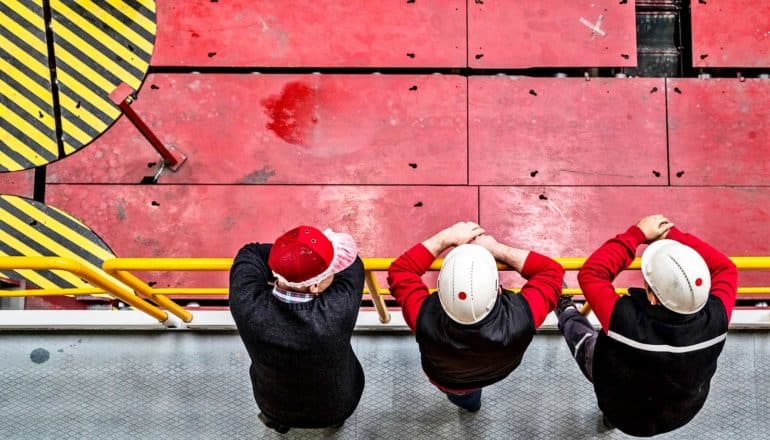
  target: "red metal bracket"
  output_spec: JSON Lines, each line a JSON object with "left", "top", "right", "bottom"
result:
{"left": 109, "top": 83, "right": 187, "bottom": 172}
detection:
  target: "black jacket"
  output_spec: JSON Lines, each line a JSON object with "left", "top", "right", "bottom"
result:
{"left": 416, "top": 290, "right": 536, "bottom": 390}
{"left": 229, "top": 243, "right": 365, "bottom": 428}
{"left": 593, "top": 288, "right": 728, "bottom": 437}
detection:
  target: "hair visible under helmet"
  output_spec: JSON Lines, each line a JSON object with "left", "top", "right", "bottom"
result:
{"left": 641, "top": 239, "right": 711, "bottom": 314}
{"left": 437, "top": 244, "right": 499, "bottom": 325}
{"left": 268, "top": 226, "right": 358, "bottom": 290}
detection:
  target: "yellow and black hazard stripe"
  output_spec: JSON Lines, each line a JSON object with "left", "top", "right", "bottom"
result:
{"left": 0, "top": 0, "right": 156, "bottom": 171}
{"left": 0, "top": 195, "right": 115, "bottom": 289}
{"left": 50, "top": 0, "right": 156, "bottom": 154}
{"left": 0, "top": 0, "right": 59, "bottom": 172}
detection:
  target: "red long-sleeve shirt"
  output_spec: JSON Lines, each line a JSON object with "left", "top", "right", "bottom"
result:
{"left": 578, "top": 226, "right": 738, "bottom": 332}
{"left": 388, "top": 243, "right": 564, "bottom": 331}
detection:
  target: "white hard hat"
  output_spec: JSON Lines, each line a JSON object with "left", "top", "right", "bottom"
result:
{"left": 437, "top": 244, "right": 499, "bottom": 325}
{"left": 641, "top": 239, "right": 711, "bottom": 314}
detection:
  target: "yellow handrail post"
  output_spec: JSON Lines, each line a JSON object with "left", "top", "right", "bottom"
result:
{"left": 111, "top": 270, "right": 193, "bottom": 323}
{"left": 103, "top": 258, "right": 234, "bottom": 324}
{"left": 365, "top": 271, "right": 391, "bottom": 324}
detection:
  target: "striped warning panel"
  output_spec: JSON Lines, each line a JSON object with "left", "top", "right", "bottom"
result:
{"left": 50, "top": 0, "right": 157, "bottom": 154}
{"left": 0, "top": 194, "right": 115, "bottom": 289}
{"left": 0, "top": 0, "right": 59, "bottom": 172}
{"left": 0, "top": 1, "right": 156, "bottom": 171}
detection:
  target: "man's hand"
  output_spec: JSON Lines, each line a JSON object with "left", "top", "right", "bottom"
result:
{"left": 636, "top": 214, "right": 674, "bottom": 243}
{"left": 474, "top": 233, "right": 530, "bottom": 272}
{"left": 472, "top": 234, "right": 501, "bottom": 255}
{"left": 422, "top": 221, "right": 485, "bottom": 257}
{"left": 440, "top": 221, "right": 485, "bottom": 247}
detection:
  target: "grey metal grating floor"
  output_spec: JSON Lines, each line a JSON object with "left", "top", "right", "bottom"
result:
{"left": 0, "top": 331, "right": 768, "bottom": 439}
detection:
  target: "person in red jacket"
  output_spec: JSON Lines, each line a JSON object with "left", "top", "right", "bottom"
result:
{"left": 556, "top": 214, "right": 738, "bottom": 436}
{"left": 388, "top": 221, "right": 564, "bottom": 412}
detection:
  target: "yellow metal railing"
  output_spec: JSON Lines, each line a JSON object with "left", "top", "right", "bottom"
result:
{"left": 0, "top": 257, "right": 168, "bottom": 322}
{"left": 1, "top": 256, "right": 769, "bottom": 325}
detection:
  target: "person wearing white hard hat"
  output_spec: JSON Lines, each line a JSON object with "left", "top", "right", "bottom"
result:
{"left": 229, "top": 226, "right": 364, "bottom": 434}
{"left": 555, "top": 214, "right": 738, "bottom": 437}
{"left": 388, "top": 221, "right": 564, "bottom": 412}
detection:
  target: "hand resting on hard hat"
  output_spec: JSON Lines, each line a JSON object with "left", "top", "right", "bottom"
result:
{"left": 422, "top": 221, "right": 485, "bottom": 257}
{"left": 636, "top": 214, "right": 674, "bottom": 244}
{"left": 472, "top": 233, "right": 529, "bottom": 273}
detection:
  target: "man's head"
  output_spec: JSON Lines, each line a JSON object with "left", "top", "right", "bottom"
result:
{"left": 268, "top": 226, "right": 357, "bottom": 294}
{"left": 437, "top": 244, "right": 499, "bottom": 325}
{"left": 641, "top": 239, "right": 710, "bottom": 314}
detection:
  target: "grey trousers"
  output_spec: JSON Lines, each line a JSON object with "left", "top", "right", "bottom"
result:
{"left": 557, "top": 308, "right": 598, "bottom": 382}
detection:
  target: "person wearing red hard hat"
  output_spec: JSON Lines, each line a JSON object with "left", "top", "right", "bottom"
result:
{"left": 388, "top": 221, "right": 564, "bottom": 412}
{"left": 555, "top": 214, "right": 738, "bottom": 437}
{"left": 229, "top": 226, "right": 364, "bottom": 434}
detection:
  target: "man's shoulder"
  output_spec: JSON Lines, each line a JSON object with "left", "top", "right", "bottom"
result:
{"left": 235, "top": 242, "right": 272, "bottom": 259}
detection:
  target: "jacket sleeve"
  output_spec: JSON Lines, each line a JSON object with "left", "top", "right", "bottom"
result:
{"left": 228, "top": 243, "right": 273, "bottom": 315}
{"left": 666, "top": 227, "right": 738, "bottom": 322}
{"left": 387, "top": 243, "right": 435, "bottom": 332}
{"left": 578, "top": 226, "right": 646, "bottom": 332}
{"left": 518, "top": 252, "right": 565, "bottom": 328}
{"left": 328, "top": 256, "right": 365, "bottom": 305}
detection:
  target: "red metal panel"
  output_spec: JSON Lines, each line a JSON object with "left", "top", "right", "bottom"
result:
{"left": 480, "top": 186, "right": 770, "bottom": 287}
{"left": 668, "top": 78, "right": 770, "bottom": 185}
{"left": 46, "top": 74, "right": 467, "bottom": 185}
{"left": 692, "top": 0, "right": 770, "bottom": 67}
{"left": 469, "top": 0, "right": 637, "bottom": 68}
{"left": 46, "top": 185, "right": 479, "bottom": 287}
{"left": 469, "top": 77, "right": 667, "bottom": 185}
{"left": 0, "top": 170, "right": 34, "bottom": 198}
{"left": 152, "top": 0, "right": 466, "bottom": 68}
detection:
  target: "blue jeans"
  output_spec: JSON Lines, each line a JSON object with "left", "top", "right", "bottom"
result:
{"left": 557, "top": 308, "right": 598, "bottom": 383}
{"left": 445, "top": 388, "right": 483, "bottom": 412}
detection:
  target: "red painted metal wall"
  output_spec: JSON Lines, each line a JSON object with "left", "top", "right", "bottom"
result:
{"left": 47, "top": 74, "right": 467, "bottom": 185}
{"left": 469, "top": 76, "right": 666, "bottom": 185}
{"left": 151, "top": 0, "right": 466, "bottom": 68}
{"left": 668, "top": 78, "right": 770, "bottom": 185}
{"left": 469, "top": 0, "right": 637, "bottom": 68}
{"left": 0, "top": 170, "right": 34, "bottom": 199}
{"left": 691, "top": 0, "right": 770, "bottom": 68}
